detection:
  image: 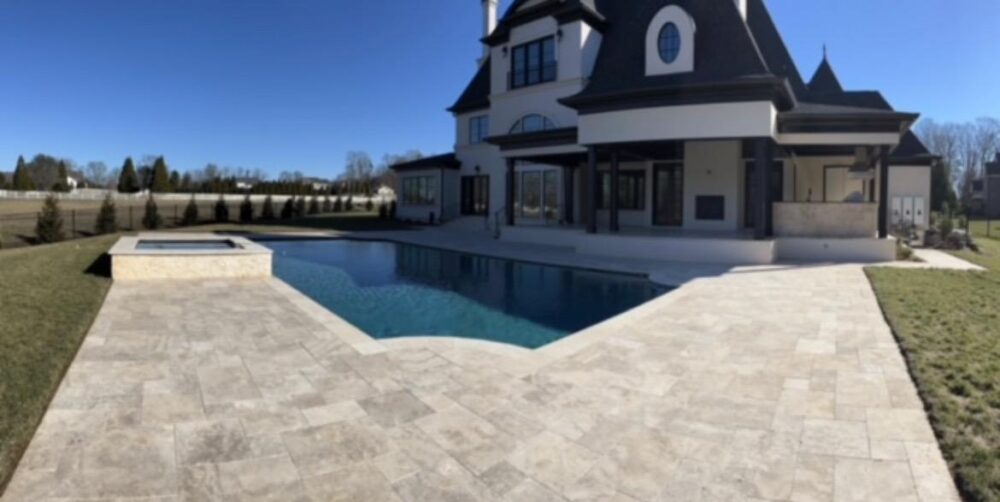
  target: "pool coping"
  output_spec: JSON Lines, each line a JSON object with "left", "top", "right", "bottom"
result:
{"left": 110, "top": 233, "right": 273, "bottom": 257}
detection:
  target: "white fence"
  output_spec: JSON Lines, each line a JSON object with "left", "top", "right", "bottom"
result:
{"left": 0, "top": 189, "right": 393, "bottom": 206}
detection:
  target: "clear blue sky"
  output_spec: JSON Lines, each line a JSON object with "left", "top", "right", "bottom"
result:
{"left": 1, "top": 0, "right": 997, "bottom": 179}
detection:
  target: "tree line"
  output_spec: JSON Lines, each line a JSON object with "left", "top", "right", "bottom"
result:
{"left": 3, "top": 150, "right": 422, "bottom": 196}
{"left": 916, "top": 117, "right": 1000, "bottom": 214}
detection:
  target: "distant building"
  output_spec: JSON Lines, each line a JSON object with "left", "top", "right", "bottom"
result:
{"left": 980, "top": 154, "right": 1000, "bottom": 218}
{"left": 234, "top": 178, "right": 256, "bottom": 191}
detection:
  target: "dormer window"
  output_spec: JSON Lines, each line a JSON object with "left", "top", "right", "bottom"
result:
{"left": 658, "top": 23, "right": 681, "bottom": 64}
{"left": 646, "top": 6, "right": 696, "bottom": 76}
{"left": 509, "top": 114, "right": 556, "bottom": 134}
{"left": 510, "top": 36, "right": 557, "bottom": 90}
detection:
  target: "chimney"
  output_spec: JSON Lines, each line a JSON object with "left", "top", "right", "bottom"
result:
{"left": 481, "top": 0, "right": 498, "bottom": 62}
{"left": 734, "top": 0, "right": 747, "bottom": 21}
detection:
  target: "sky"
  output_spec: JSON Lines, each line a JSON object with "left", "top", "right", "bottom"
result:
{"left": 1, "top": 0, "right": 997, "bottom": 179}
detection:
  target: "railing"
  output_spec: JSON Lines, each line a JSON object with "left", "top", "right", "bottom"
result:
{"left": 508, "top": 63, "right": 558, "bottom": 90}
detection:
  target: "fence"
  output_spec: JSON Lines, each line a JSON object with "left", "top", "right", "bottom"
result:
{"left": 0, "top": 196, "right": 391, "bottom": 250}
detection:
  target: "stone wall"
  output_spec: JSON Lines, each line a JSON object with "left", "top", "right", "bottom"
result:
{"left": 773, "top": 202, "right": 877, "bottom": 238}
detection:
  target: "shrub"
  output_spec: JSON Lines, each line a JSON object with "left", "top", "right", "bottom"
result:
{"left": 94, "top": 194, "right": 118, "bottom": 235}
{"left": 142, "top": 196, "right": 162, "bottom": 230}
{"left": 35, "top": 195, "right": 64, "bottom": 243}
{"left": 378, "top": 203, "right": 388, "bottom": 220}
{"left": 261, "top": 195, "right": 276, "bottom": 220}
{"left": 214, "top": 196, "right": 230, "bottom": 223}
{"left": 294, "top": 197, "right": 306, "bottom": 217}
{"left": 308, "top": 195, "right": 320, "bottom": 215}
{"left": 345, "top": 195, "right": 354, "bottom": 212}
{"left": 239, "top": 195, "right": 254, "bottom": 223}
{"left": 281, "top": 197, "right": 295, "bottom": 219}
{"left": 322, "top": 195, "right": 332, "bottom": 213}
{"left": 389, "top": 200, "right": 397, "bottom": 219}
{"left": 333, "top": 196, "right": 343, "bottom": 212}
{"left": 365, "top": 198, "right": 374, "bottom": 212}
{"left": 182, "top": 196, "right": 199, "bottom": 225}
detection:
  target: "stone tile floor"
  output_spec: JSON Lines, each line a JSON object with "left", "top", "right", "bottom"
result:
{"left": 4, "top": 263, "right": 960, "bottom": 501}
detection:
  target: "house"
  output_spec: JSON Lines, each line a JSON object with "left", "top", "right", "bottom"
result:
{"left": 391, "top": 0, "right": 935, "bottom": 264}
{"left": 235, "top": 178, "right": 257, "bottom": 191}
{"left": 977, "top": 154, "right": 1000, "bottom": 218}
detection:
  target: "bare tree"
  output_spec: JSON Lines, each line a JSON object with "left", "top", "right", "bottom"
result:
{"left": 84, "top": 161, "right": 110, "bottom": 187}
{"left": 376, "top": 150, "right": 423, "bottom": 192}
{"left": 343, "top": 151, "right": 375, "bottom": 195}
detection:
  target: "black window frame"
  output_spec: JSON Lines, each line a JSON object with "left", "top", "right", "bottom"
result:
{"left": 510, "top": 36, "right": 557, "bottom": 90}
{"left": 469, "top": 115, "right": 489, "bottom": 145}
{"left": 402, "top": 176, "right": 436, "bottom": 206}
{"left": 598, "top": 171, "right": 646, "bottom": 211}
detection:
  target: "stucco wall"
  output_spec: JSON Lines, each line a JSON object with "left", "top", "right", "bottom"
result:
{"left": 773, "top": 202, "right": 878, "bottom": 238}
{"left": 683, "top": 140, "right": 742, "bottom": 231}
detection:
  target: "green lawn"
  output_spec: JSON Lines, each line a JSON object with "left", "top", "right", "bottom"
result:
{"left": 0, "top": 235, "right": 117, "bottom": 494}
{"left": 867, "top": 239, "right": 1000, "bottom": 501}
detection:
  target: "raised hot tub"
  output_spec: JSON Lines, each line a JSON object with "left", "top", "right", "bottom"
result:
{"left": 109, "top": 233, "right": 272, "bottom": 280}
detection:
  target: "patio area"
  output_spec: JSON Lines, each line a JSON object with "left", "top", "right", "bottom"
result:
{"left": 4, "top": 260, "right": 959, "bottom": 501}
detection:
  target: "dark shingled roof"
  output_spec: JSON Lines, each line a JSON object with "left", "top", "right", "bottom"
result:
{"left": 390, "top": 153, "right": 461, "bottom": 171}
{"left": 808, "top": 58, "right": 843, "bottom": 93}
{"left": 890, "top": 131, "right": 937, "bottom": 165}
{"left": 449, "top": 58, "right": 491, "bottom": 113}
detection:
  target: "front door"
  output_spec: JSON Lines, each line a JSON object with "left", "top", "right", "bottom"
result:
{"left": 653, "top": 163, "right": 683, "bottom": 227}
{"left": 460, "top": 176, "right": 489, "bottom": 216}
{"left": 744, "top": 161, "right": 784, "bottom": 228}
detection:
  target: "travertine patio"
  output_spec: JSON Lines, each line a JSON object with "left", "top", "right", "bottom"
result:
{"left": 5, "top": 263, "right": 959, "bottom": 501}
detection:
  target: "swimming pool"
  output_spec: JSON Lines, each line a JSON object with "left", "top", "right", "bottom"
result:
{"left": 264, "top": 239, "right": 668, "bottom": 349}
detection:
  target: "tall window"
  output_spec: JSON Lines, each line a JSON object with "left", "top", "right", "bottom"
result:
{"left": 509, "top": 114, "right": 556, "bottom": 134}
{"left": 469, "top": 115, "right": 489, "bottom": 145}
{"left": 402, "top": 176, "right": 436, "bottom": 206}
{"left": 510, "top": 36, "right": 557, "bottom": 89}
{"left": 598, "top": 171, "right": 646, "bottom": 210}
{"left": 516, "top": 169, "right": 559, "bottom": 221}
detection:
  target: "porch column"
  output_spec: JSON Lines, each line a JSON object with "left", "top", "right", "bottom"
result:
{"left": 563, "top": 166, "right": 575, "bottom": 225}
{"left": 505, "top": 158, "right": 515, "bottom": 226}
{"left": 586, "top": 146, "right": 598, "bottom": 234}
{"left": 610, "top": 150, "right": 620, "bottom": 233}
{"left": 878, "top": 146, "right": 889, "bottom": 238}
{"left": 754, "top": 138, "right": 773, "bottom": 240}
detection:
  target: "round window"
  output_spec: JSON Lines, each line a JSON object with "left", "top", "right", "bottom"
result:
{"left": 658, "top": 22, "right": 681, "bottom": 64}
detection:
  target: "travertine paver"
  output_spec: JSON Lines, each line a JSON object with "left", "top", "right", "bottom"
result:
{"left": 4, "top": 264, "right": 960, "bottom": 501}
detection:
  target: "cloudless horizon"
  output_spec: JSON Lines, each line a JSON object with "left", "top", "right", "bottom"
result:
{"left": 1, "top": 0, "right": 997, "bottom": 179}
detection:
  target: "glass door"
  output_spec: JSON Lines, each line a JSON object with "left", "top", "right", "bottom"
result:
{"left": 461, "top": 176, "right": 489, "bottom": 216}
{"left": 653, "top": 163, "right": 683, "bottom": 227}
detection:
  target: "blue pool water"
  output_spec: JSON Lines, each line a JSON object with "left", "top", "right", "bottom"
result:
{"left": 264, "top": 239, "right": 668, "bottom": 349}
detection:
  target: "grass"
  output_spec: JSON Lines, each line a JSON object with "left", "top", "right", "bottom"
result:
{"left": 0, "top": 235, "right": 117, "bottom": 494}
{"left": 866, "top": 238, "right": 1000, "bottom": 501}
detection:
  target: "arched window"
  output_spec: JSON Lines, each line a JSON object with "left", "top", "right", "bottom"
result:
{"left": 658, "top": 23, "right": 681, "bottom": 64}
{"left": 509, "top": 114, "right": 556, "bottom": 134}
{"left": 645, "top": 6, "right": 696, "bottom": 76}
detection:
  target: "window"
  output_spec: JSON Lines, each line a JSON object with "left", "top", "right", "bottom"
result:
{"left": 402, "top": 176, "right": 436, "bottom": 206}
{"left": 598, "top": 171, "right": 646, "bottom": 210}
{"left": 469, "top": 115, "right": 489, "bottom": 145}
{"left": 520, "top": 171, "right": 542, "bottom": 218}
{"left": 509, "top": 114, "right": 556, "bottom": 134}
{"left": 658, "top": 23, "right": 681, "bottom": 64}
{"left": 510, "top": 36, "right": 557, "bottom": 89}
{"left": 515, "top": 169, "right": 560, "bottom": 221}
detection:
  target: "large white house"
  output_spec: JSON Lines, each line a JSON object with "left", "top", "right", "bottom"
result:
{"left": 392, "top": 0, "right": 937, "bottom": 264}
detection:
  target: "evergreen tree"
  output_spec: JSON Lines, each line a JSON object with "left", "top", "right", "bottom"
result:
{"left": 94, "top": 194, "right": 118, "bottom": 235}
{"left": 378, "top": 203, "right": 388, "bottom": 220}
{"left": 333, "top": 196, "right": 343, "bottom": 212}
{"left": 261, "top": 195, "right": 276, "bottom": 220}
{"left": 182, "top": 196, "right": 199, "bottom": 225}
{"left": 345, "top": 195, "right": 354, "bottom": 212}
{"left": 365, "top": 197, "right": 374, "bottom": 212}
{"left": 280, "top": 197, "right": 295, "bottom": 219}
{"left": 308, "top": 195, "right": 320, "bottom": 215}
{"left": 168, "top": 170, "right": 181, "bottom": 192}
{"left": 239, "top": 195, "right": 254, "bottom": 223}
{"left": 51, "top": 161, "right": 70, "bottom": 192}
{"left": 322, "top": 195, "right": 332, "bottom": 213}
{"left": 142, "top": 196, "right": 162, "bottom": 229}
{"left": 118, "top": 157, "right": 141, "bottom": 193}
{"left": 214, "top": 196, "right": 230, "bottom": 222}
{"left": 35, "top": 195, "right": 64, "bottom": 243}
{"left": 13, "top": 155, "right": 36, "bottom": 191}
{"left": 0, "top": 171, "right": 6, "bottom": 189}
{"left": 389, "top": 200, "right": 397, "bottom": 219}
{"left": 294, "top": 196, "right": 306, "bottom": 217}
{"left": 180, "top": 173, "right": 193, "bottom": 192}
{"left": 150, "top": 157, "right": 171, "bottom": 193}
